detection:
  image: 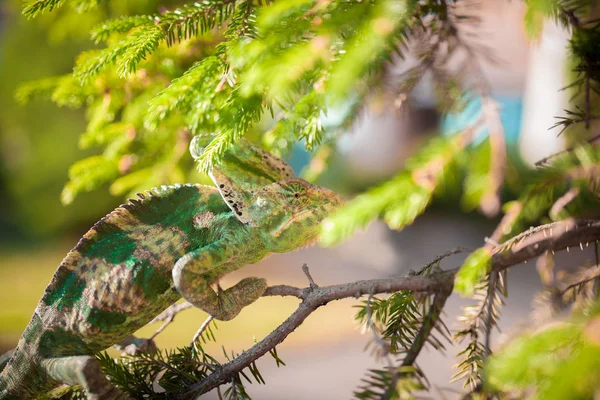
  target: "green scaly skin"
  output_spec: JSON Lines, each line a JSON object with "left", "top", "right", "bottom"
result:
{"left": 0, "top": 139, "right": 342, "bottom": 399}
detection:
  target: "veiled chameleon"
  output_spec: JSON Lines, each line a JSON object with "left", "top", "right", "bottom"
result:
{"left": 0, "top": 139, "right": 342, "bottom": 399}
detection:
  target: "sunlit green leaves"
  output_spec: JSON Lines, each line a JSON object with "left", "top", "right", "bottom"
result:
{"left": 61, "top": 156, "right": 119, "bottom": 204}
{"left": 160, "top": 0, "right": 238, "bottom": 46}
{"left": 75, "top": 26, "right": 165, "bottom": 81}
{"left": 454, "top": 248, "right": 492, "bottom": 297}
{"left": 326, "top": 0, "right": 409, "bottom": 103}
{"left": 320, "top": 135, "right": 464, "bottom": 246}
{"left": 461, "top": 140, "right": 491, "bottom": 211}
{"left": 73, "top": 0, "right": 240, "bottom": 82}
{"left": 523, "top": 0, "right": 559, "bottom": 38}
{"left": 145, "top": 57, "right": 225, "bottom": 130}
{"left": 195, "top": 93, "right": 267, "bottom": 172}
{"left": 354, "top": 367, "right": 424, "bottom": 400}
{"left": 91, "top": 15, "right": 154, "bottom": 43}
{"left": 19, "top": 0, "right": 426, "bottom": 195}
{"left": 355, "top": 291, "right": 422, "bottom": 353}
{"left": 15, "top": 74, "right": 90, "bottom": 108}
{"left": 23, "top": 0, "right": 65, "bottom": 18}
{"left": 485, "top": 316, "right": 600, "bottom": 400}
{"left": 486, "top": 323, "right": 581, "bottom": 391}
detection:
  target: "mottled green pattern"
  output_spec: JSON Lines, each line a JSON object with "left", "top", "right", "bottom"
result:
{"left": 42, "top": 271, "right": 86, "bottom": 310}
{"left": 0, "top": 140, "right": 342, "bottom": 399}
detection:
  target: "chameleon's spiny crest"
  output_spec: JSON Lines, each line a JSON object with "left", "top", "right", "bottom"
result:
{"left": 0, "top": 139, "right": 342, "bottom": 399}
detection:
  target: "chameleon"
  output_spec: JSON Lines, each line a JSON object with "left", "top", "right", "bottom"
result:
{"left": 0, "top": 138, "right": 342, "bottom": 399}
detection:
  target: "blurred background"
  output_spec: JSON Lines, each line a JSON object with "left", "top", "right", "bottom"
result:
{"left": 0, "top": 1, "right": 598, "bottom": 398}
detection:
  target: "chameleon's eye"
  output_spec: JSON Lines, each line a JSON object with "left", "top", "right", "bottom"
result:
{"left": 284, "top": 182, "right": 308, "bottom": 206}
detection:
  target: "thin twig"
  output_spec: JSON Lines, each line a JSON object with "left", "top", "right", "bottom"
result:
{"left": 479, "top": 97, "right": 507, "bottom": 218}
{"left": 485, "top": 202, "right": 523, "bottom": 252}
{"left": 534, "top": 133, "right": 600, "bottom": 167}
{"left": 550, "top": 187, "right": 581, "bottom": 220}
{"left": 594, "top": 240, "right": 600, "bottom": 298}
{"left": 150, "top": 316, "right": 174, "bottom": 340}
{"left": 585, "top": 70, "right": 591, "bottom": 129}
{"left": 427, "top": 246, "right": 471, "bottom": 267}
{"left": 150, "top": 302, "right": 193, "bottom": 324}
{"left": 302, "top": 264, "right": 319, "bottom": 288}
{"left": 148, "top": 302, "right": 193, "bottom": 339}
{"left": 191, "top": 315, "right": 215, "bottom": 346}
{"left": 145, "top": 220, "right": 598, "bottom": 345}
{"left": 559, "top": 266, "right": 600, "bottom": 297}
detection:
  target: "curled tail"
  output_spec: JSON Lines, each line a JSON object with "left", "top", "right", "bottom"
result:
{"left": 0, "top": 314, "right": 53, "bottom": 400}
{"left": 0, "top": 346, "right": 51, "bottom": 400}
{"left": 0, "top": 349, "right": 14, "bottom": 373}
{"left": 0, "top": 349, "right": 15, "bottom": 399}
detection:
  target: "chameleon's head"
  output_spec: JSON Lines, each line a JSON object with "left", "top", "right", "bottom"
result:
{"left": 248, "top": 178, "right": 343, "bottom": 252}
{"left": 195, "top": 137, "right": 343, "bottom": 250}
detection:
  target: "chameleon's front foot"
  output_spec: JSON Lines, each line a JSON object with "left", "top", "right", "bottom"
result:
{"left": 213, "top": 277, "right": 268, "bottom": 321}
{"left": 173, "top": 247, "right": 268, "bottom": 320}
{"left": 175, "top": 271, "right": 267, "bottom": 321}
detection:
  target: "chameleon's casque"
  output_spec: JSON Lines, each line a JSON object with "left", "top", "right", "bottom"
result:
{"left": 0, "top": 140, "right": 342, "bottom": 399}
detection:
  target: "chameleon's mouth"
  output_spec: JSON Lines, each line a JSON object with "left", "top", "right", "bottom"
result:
{"left": 273, "top": 208, "right": 313, "bottom": 237}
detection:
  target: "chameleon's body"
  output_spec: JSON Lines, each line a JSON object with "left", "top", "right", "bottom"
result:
{"left": 0, "top": 139, "right": 341, "bottom": 399}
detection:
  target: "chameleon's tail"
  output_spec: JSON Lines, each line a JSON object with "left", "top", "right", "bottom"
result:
{"left": 0, "top": 346, "right": 51, "bottom": 400}
{"left": 0, "top": 349, "right": 14, "bottom": 373}
{"left": 0, "top": 348, "right": 26, "bottom": 400}
{"left": 0, "top": 349, "right": 15, "bottom": 399}
{"left": 0, "top": 314, "right": 53, "bottom": 399}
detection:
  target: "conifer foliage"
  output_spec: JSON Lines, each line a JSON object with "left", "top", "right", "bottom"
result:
{"left": 16, "top": 0, "right": 600, "bottom": 398}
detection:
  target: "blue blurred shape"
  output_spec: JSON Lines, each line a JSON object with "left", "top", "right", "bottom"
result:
{"left": 441, "top": 96, "right": 523, "bottom": 145}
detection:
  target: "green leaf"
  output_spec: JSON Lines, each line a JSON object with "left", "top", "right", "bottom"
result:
{"left": 326, "top": 0, "right": 410, "bottom": 104}
{"left": 91, "top": 15, "right": 155, "bottom": 43}
{"left": 523, "top": 0, "right": 558, "bottom": 39}
{"left": 320, "top": 135, "right": 463, "bottom": 246}
{"left": 454, "top": 248, "right": 491, "bottom": 297}
{"left": 485, "top": 323, "right": 582, "bottom": 392}
{"left": 461, "top": 140, "right": 491, "bottom": 212}
{"left": 534, "top": 343, "right": 600, "bottom": 400}
{"left": 145, "top": 57, "right": 224, "bottom": 130}
{"left": 159, "top": 0, "right": 238, "bottom": 46}
{"left": 109, "top": 168, "right": 154, "bottom": 196}
{"left": 79, "top": 122, "right": 133, "bottom": 149}
{"left": 15, "top": 75, "right": 89, "bottom": 108}
{"left": 195, "top": 92, "right": 266, "bottom": 172}
{"left": 74, "top": 26, "right": 165, "bottom": 82}
{"left": 23, "top": 0, "right": 64, "bottom": 18}
{"left": 61, "top": 156, "right": 119, "bottom": 205}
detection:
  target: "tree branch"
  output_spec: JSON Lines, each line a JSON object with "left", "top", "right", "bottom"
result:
{"left": 181, "top": 273, "right": 455, "bottom": 398}
{"left": 180, "top": 218, "right": 600, "bottom": 398}
{"left": 534, "top": 132, "right": 600, "bottom": 167}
